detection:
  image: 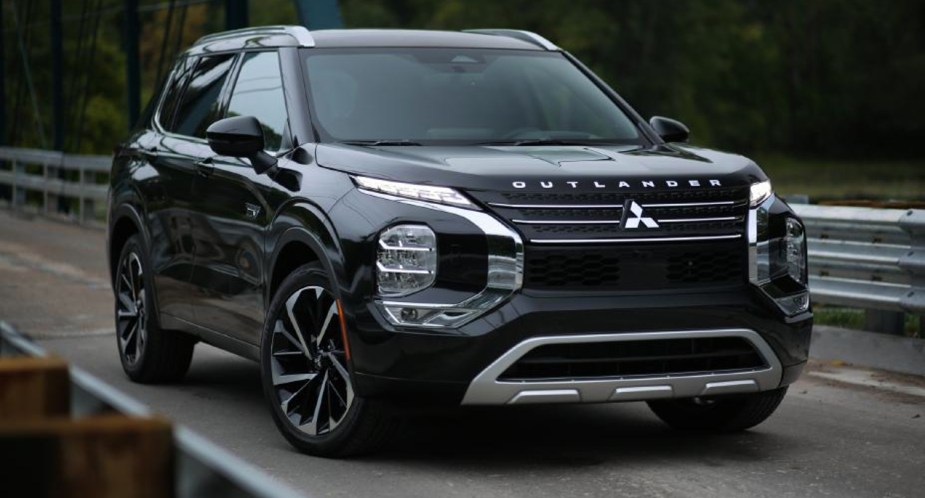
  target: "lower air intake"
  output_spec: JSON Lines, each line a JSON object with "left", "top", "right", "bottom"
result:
{"left": 498, "top": 336, "right": 766, "bottom": 381}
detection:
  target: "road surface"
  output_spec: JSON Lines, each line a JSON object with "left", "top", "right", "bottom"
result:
{"left": 1, "top": 209, "right": 923, "bottom": 498}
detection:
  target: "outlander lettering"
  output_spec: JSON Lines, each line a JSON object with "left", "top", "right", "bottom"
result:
{"left": 512, "top": 179, "right": 723, "bottom": 189}
{"left": 107, "top": 26, "right": 811, "bottom": 458}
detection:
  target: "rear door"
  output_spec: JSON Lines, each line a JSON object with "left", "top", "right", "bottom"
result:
{"left": 188, "top": 50, "right": 292, "bottom": 345}
{"left": 141, "top": 55, "right": 201, "bottom": 324}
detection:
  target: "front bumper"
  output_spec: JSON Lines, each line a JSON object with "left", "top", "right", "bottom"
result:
{"left": 348, "top": 288, "right": 812, "bottom": 406}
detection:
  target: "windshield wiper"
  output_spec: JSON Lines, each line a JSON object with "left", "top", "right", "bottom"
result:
{"left": 478, "top": 138, "right": 596, "bottom": 146}
{"left": 340, "top": 139, "right": 423, "bottom": 146}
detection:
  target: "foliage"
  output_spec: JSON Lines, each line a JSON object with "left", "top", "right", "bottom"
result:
{"left": 2, "top": 0, "right": 924, "bottom": 178}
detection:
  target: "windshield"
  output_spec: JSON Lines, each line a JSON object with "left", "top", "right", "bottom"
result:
{"left": 302, "top": 48, "right": 644, "bottom": 145}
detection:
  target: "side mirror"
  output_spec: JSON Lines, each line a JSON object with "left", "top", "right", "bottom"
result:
{"left": 649, "top": 116, "right": 690, "bottom": 143}
{"left": 206, "top": 116, "right": 278, "bottom": 174}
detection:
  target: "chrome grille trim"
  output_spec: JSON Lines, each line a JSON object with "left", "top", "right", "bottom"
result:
{"left": 529, "top": 234, "right": 743, "bottom": 244}
{"left": 513, "top": 219, "right": 622, "bottom": 225}
{"left": 641, "top": 201, "right": 737, "bottom": 208}
{"left": 658, "top": 216, "right": 738, "bottom": 223}
{"left": 488, "top": 203, "right": 625, "bottom": 209}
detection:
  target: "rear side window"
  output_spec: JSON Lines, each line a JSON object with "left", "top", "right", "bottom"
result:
{"left": 156, "top": 57, "right": 192, "bottom": 130}
{"left": 226, "top": 51, "right": 288, "bottom": 151}
{"left": 172, "top": 54, "right": 235, "bottom": 138}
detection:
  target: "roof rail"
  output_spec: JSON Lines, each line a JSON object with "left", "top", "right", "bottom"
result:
{"left": 464, "top": 29, "right": 558, "bottom": 51}
{"left": 195, "top": 25, "right": 315, "bottom": 48}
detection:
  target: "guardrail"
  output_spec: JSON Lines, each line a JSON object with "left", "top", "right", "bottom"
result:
{"left": 0, "top": 146, "right": 110, "bottom": 224}
{"left": 791, "top": 203, "right": 924, "bottom": 332}
{"left": 0, "top": 321, "right": 305, "bottom": 498}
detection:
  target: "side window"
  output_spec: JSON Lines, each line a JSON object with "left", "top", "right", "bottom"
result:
{"left": 157, "top": 57, "right": 191, "bottom": 130}
{"left": 226, "top": 51, "right": 288, "bottom": 151}
{"left": 172, "top": 54, "right": 235, "bottom": 138}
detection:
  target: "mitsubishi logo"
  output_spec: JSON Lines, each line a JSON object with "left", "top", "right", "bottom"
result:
{"left": 624, "top": 200, "right": 659, "bottom": 229}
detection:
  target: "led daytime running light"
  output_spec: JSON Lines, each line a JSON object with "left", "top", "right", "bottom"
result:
{"left": 749, "top": 180, "right": 773, "bottom": 207}
{"left": 355, "top": 176, "right": 474, "bottom": 208}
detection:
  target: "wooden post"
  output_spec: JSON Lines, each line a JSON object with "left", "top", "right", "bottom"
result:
{"left": 0, "top": 415, "right": 175, "bottom": 498}
{"left": 0, "top": 356, "right": 70, "bottom": 420}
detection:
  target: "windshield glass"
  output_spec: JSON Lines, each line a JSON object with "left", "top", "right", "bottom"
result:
{"left": 302, "top": 48, "right": 644, "bottom": 145}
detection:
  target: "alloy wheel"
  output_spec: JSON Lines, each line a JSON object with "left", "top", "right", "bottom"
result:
{"left": 116, "top": 252, "right": 147, "bottom": 366}
{"left": 270, "top": 286, "right": 354, "bottom": 436}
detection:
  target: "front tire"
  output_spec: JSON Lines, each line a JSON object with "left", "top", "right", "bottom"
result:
{"left": 260, "top": 263, "right": 397, "bottom": 457}
{"left": 647, "top": 387, "right": 788, "bottom": 432}
{"left": 114, "top": 234, "right": 195, "bottom": 383}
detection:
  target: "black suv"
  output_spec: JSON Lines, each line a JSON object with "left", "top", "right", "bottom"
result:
{"left": 107, "top": 26, "right": 812, "bottom": 457}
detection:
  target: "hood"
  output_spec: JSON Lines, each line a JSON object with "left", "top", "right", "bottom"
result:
{"left": 315, "top": 143, "right": 768, "bottom": 194}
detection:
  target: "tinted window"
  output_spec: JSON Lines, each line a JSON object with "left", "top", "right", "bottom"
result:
{"left": 157, "top": 57, "right": 192, "bottom": 130}
{"left": 226, "top": 51, "right": 288, "bottom": 151}
{"left": 172, "top": 54, "right": 234, "bottom": 138}
{"left": 303, "top": 48, "right": 642, "bottom": 145}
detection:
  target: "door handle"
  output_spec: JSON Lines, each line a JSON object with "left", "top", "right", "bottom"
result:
{"left": 194, "top": 158, "right": 215, "bottom": 177}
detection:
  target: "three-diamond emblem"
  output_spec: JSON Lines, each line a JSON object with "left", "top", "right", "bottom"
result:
{"left": 623, "top": 200, "right": 659, "bottom": 229}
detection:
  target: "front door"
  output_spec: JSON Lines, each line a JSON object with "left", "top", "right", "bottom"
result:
{"left": 189, "top": 50, "right": 292, "bottom": 345}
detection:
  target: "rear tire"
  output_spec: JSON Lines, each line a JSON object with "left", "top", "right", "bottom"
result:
{"left": 260, "top": 263, "right": 399, "bottom": 457}
{"left": 647, "top": 387, "right": 788, "bottom": 432}
{"left": 114, "top": 234, "right": 195, "bottom": 383}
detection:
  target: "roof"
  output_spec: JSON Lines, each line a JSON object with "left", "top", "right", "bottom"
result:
{"left": 188, "top": 26, "right": 556, "bottom": 55}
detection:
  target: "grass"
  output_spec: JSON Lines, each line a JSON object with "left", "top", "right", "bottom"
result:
{"left": 753, "top": 154, "right": 925, "bottom": 202}
{"left": 814, "top": 305, "right": 922, "bottom": 338}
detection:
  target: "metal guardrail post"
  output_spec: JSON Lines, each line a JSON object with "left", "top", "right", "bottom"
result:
{"left": 899, "top": 209, "right": 925, "bottom": 319}
{"left": 79, "top": 165, "right": 88, "bottom": 223}
{"left": 12, "top": 158, "right": 24, "bottom": 209}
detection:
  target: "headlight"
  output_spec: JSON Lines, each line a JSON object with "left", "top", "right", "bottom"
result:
{"left": 377, "top": 225, "right": 437, "bottom": 296}
{"left": 749, "top": 180, "right": 772, "bottom": 206}
{"left": 784, "top": 218, "right": 806, "bottom": 284}
{"left": 749, "top": 201, "right": 810, "bottom": 316}
{"left": 355, "top": 176, "right": 475, "bottom": 209}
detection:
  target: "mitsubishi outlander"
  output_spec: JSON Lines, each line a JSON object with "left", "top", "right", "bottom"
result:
{"left": 107, "top": 26, "right": 812, "bottom": 457}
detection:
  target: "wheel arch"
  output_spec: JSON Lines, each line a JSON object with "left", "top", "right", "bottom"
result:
{"left": 108, "top": 203, "right": 150, "bottom": 289}
{"left": 267, "top": 203, "right": 347, "bottom": 304}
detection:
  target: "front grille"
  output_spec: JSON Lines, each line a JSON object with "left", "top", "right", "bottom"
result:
{"left": 468, "top": 186, "right": 750, "bottom": 292}
{"left": 498, "top": 337, "right": 766, "bottom": 381}
{"left": 524, "top": 240, "right": 745, "bottom": 291}
{"left": 470, "top": 187, "right": 749, "bottom": 243}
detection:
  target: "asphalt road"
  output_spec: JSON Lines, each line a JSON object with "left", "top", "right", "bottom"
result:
{"left": 1, "top": 209, "right": 923, "bottom": 498}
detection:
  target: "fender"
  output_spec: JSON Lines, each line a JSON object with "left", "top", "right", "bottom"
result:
{"left": 266, "top": 200, "right": 348, "bottom": 304}
{"left": 107, "top": 200, "right": 151, "bottom": 280}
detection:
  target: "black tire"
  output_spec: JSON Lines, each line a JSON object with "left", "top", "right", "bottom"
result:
{"left": 114, "top": 234, "right": 195, "bottom": 383}
{"left": 260, "top": 263, "right": 398, "bottom": 458}
{"left": 647, "top": 387, "right": 788, "bottom": 432}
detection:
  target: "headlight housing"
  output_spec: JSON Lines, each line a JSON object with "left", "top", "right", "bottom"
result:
{"left": 784, "top": 218, "right": 807, "bottom": 285}
{"left": 376, "top": 225, "right": 437, "bottom": 297}
{"left": 355, "top": 176, "right": 475, "bottom": 209}
{"left": 748, "top": 196, "right": 810, "bottom": 316}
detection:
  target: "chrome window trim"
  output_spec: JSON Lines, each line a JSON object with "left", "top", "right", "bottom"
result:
{"left": 461, "top": 328, "right": 783, "bottom": 405}
{"left": 360, "top": 190, "right": 524, "bottom": 328}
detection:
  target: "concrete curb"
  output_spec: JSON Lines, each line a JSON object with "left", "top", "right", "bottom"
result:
{"left": 811, "top": 325, "right": 925, "bottom": 377}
